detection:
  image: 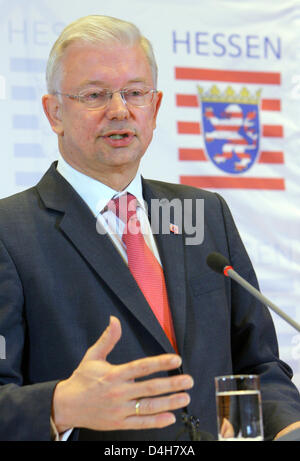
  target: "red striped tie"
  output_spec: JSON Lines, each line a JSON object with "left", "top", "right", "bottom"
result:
{"left": 111, "top": 193, "right": 177, "bottom": 351}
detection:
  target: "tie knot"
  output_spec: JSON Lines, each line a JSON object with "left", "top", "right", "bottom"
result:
{"left": 108, "top": 192, "right": 137, "bottom": 224}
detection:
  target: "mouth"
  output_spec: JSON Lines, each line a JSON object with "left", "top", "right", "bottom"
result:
{"left": 101, "top": 130, "right": 136, "bottom": 147}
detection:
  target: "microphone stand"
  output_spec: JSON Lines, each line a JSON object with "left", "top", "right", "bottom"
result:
{"left": 225, "top": 266, "right": 300, "bottom": 333}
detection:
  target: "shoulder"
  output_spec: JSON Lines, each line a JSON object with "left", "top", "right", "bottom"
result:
{"left": 0, "top": 188, "right": 40, "bottom": 243}
{"left": 0, "top": 187, "right": 38, "bottom": 216}
{"left": 142, "top": 178, "right": 230, "bottom": 222}
{"left": 143, "top": 178, "right": 221, "bottom": 202}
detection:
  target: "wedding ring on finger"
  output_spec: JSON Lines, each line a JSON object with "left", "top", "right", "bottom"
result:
{"left": 135, "top": 399, "right": 141, "bottom": 416}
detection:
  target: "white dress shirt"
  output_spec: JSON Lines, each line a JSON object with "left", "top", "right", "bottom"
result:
{"left": 56, "top": 155, "right": 162, "bottom": 265}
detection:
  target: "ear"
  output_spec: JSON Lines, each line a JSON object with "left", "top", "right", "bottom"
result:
{"left": 42, "top": 94, "right": 64, "bottom": 136}
{"left": 152, "top": 91, "right": 163, "bottom": 130}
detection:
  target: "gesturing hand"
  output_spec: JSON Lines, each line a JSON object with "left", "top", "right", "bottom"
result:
{"left": 52, "top": 316, "right": 193, "bottom": 433}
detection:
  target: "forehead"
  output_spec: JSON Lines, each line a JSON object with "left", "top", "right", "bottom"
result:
{"left": 60, "top": 41, "right": 154, "bottom": 89}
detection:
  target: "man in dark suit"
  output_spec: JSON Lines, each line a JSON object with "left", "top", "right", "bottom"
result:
{"left": 0, "top": 14, "right": 300, "bottom": 441}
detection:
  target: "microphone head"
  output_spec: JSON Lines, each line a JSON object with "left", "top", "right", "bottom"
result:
{"left": 206, "top": 252, "right": 230, "bottom": 274}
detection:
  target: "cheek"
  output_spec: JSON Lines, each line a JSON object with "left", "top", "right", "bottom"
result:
{"left": 138, "top": 111, "right": 156, "bottom": 144}
{"left": 142, "top": 126, "right": 154, "bottom": 146}
{"left": 64, "top": 112, "right": 97, "bottom": 142}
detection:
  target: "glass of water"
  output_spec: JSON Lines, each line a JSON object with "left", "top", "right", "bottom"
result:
{"left": 215, "top": 375, "right": 264, "bottom": 441}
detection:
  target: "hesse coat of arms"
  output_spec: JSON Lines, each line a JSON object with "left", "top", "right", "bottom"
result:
{"left": 198, "top": 85, "right": 261, "bottom": 174}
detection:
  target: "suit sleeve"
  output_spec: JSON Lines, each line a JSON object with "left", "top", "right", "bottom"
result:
{"left": 0, "top": 238, "right": 59, "bottom": 441}
{"left": 216, "top": 193, "right": 300, "bottom": 440}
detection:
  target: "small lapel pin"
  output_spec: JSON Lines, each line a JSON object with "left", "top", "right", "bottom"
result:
{"left": 169, "top": 223, "right": 179, "bottom": 234}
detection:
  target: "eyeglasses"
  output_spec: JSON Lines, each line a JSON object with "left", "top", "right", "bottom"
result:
{"left": 54, "top": 87, "right": 158, "bottom": 110}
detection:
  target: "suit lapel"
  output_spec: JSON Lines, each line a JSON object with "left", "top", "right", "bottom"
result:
{"left": 36, "top": 164, "right": 175, "bottom": 353}
{"left": 142, "top": 179, "right": 187, "bottom": 355}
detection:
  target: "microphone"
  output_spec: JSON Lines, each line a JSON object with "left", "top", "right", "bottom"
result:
{"left": 206, "top": 252, "right": 300, "bottom": 333}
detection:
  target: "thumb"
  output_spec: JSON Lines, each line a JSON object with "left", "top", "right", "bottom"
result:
{"left": 83, "top": 316, "right": 122, "bottom": 362}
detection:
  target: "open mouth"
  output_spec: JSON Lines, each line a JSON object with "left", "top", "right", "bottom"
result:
{"left": 108, "top": 133, "right": 130, "bottom": 140}
{"left": 102, "top": 130, "right": 135, "bottom": 147}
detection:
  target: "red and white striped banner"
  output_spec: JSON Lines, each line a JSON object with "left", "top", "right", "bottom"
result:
{"left": 175, "top": 67, "right": 285, "bottom": 190}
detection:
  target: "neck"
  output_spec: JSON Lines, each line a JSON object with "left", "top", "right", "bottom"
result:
{"left": 90, "top": 170, "right": 136, "bottom": 191}
{"left": 60, "top": 156, "right": 139, "bottom": 191}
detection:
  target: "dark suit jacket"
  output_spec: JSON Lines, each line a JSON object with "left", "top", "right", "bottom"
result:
{"left": 0, "top": 162, "right": 300, "bottom": 441}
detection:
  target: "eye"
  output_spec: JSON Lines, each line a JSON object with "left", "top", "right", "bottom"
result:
{"left": 86, "top": 90, "right": 106, "bottom": 101}
{"left": 80, "top": 89, "right": 108, "bottom": 102}
{"left": 89, "top": 92, "right": 100, "bottom": 100}
{"left": 126, "top": 89, "right": 145, "bottom": 97}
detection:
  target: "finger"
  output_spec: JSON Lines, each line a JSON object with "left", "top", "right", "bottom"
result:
{"left": 83, "top": 316, "right": 122, "bottom": 361}
{"left": 111, "top": 353, "right": 182, "bottom": 382}
{"left": 132, "top": 392, "right": 191, "bottom": 416}
{"left": 127, "top": 374, "right": 194, "bottom": 400}
{"left": 124, "top": 412, "right": 177, "bottom": 430}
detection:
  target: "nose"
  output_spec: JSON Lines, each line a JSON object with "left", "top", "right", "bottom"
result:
{"left": 105, "top": 91, "right": 130, "bottom": 121}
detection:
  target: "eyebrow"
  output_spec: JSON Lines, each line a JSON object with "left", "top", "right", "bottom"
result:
{"left": 77, "top": 78, "right": 149, "bottom": 89}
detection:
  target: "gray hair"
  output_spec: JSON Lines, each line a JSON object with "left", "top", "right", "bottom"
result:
{"left": 46, "top": 15, "right": 158, "bottom": 94}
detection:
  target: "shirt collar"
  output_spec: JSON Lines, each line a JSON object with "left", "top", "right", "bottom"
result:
{"left": 56, "top": 155, "right": 145, "bottom": 217}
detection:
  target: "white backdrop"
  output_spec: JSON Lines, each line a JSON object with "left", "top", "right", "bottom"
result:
{"left": 0, "top": 0, "right": 300, "bottom": 389}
